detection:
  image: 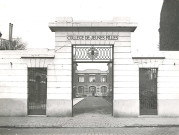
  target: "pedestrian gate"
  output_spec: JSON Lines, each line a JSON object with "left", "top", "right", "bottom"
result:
{"left": 28, "top": 68, "right": 47, "bottom": 115}
{"left": 139, "top": 68, "right": 158, "bottom": 115}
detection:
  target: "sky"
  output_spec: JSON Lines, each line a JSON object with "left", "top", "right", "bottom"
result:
{"left": 0, "top": 0, "right": 163, "bottom": 53}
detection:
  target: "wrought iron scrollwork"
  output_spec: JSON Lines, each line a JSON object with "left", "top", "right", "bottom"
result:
{"left": 73, "top": 45, "right": 113, "bottom": 62}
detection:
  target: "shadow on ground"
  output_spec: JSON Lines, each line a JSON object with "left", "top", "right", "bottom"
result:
{"left": 73, "top": 96, "right": 112, "bottom": 116}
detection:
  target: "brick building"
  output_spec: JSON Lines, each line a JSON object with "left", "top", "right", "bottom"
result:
{"left": 73, "top": 63, "right": 112, "bottom": 97}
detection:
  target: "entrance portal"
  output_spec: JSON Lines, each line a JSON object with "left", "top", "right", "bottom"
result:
{"left": 72, "top": 45, "right": 113, "bottom": 116}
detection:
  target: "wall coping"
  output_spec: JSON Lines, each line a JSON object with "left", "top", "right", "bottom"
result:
{"left": 49, "top": 18, "right": 137, "bottom": 32}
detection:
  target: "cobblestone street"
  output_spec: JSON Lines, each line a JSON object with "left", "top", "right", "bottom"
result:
{"left": 0, "top": 127, "right": 179, "bottom": 135}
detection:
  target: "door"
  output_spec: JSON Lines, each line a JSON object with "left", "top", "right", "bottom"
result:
{"left": 28, "top": 68, "right": 47, "bottom": 115}
{"left": 139, "top": 68, "right": 158, "bottom": 115}
{"left": 89, "top": 86, "right": 96, "bottom": 96}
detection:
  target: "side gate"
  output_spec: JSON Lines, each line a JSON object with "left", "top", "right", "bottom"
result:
{"left": 139, "top": 68, "right": 158, "bottom": 115}
{"left": 28, "top": 68, "right": 47, "bottom": 115}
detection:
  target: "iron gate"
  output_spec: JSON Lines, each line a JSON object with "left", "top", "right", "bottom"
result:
{"left": 139, "top": 68, "right": 158, "bottom": 115}
{"left": 28, "top": 68, "right": 47, "bottom": 115}
{"left": 73, "top": 45, "right": 113, "bottom": 62}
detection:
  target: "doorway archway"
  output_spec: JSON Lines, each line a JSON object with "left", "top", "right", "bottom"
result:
{"left": 72, "top": 45, "right": 113, "bottom": 116}
{"left": 89, "top": 86, "right": 96, "bottom": 96}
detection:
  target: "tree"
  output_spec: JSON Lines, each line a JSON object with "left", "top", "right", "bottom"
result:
{"left": 0, "top": 37, "right": 27, "bottom": 50}
{"left": 159, "top": 0, "right": 179, "bottom": 51}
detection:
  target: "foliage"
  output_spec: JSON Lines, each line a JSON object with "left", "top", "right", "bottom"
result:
{"left": 160, "top": 0, "right": 179, "bottom": 50}
{"left": 0, "top": 37, "right": 26, "bottom": 50}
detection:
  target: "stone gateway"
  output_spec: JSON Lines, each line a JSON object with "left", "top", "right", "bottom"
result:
{"left": 0, "top": 17, "right": 179, "bottom": 117}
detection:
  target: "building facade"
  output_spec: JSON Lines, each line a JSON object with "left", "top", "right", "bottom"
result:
{"left": 0, "top": 17, "right": 179, "bottom": 117}
{"left": 73, "top": 68, "right": 112, "bottom": 97}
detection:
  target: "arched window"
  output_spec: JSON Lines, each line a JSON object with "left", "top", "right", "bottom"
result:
{"left": 101, "top": 86, "right": 107, "bottom": 93}
{"left": 89, "top": 86, "right": 96, "bottom": 93}
{"left": 78, "top": 86, "right": 84, "bottom": 93}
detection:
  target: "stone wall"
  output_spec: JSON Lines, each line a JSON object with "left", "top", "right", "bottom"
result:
{"left": 0, "top": 49, "right": 54, "bottom": 116}
{"left": 113, "top": 35, "right": 139, "bottom": 117}
{"left": 158, "top": 52, "right": 179, "bottom": 116}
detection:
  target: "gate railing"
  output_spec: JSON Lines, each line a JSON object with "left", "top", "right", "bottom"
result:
{"left": 73, "top": 45, "right": 113, "bottom": 62}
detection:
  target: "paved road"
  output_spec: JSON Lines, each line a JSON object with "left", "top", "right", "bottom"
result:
{"left": 0, "top": 127, "right": 179, "bottom": 135}
{"left": 73, "top": 96, "right": 112, "bottom": 116}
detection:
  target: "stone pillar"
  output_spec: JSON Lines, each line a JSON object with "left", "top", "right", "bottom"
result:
{"left": 46, "top": 39, "right": 72, "bottom": 116}
{"left": 113, "top": 33, "right": 139, "bottom": 117}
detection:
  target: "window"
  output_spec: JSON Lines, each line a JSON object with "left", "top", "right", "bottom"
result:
{"left": 78, "top": 86, "right": 84, "bottom": 93}
{"left": 78, "top": 75, "right": 84, "bottom": 82}
{"left": 101, "top": 75, "right": 107, "bottom": 82}
{"left": 89, "top": 75, "right": 96, "bottom": 82}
